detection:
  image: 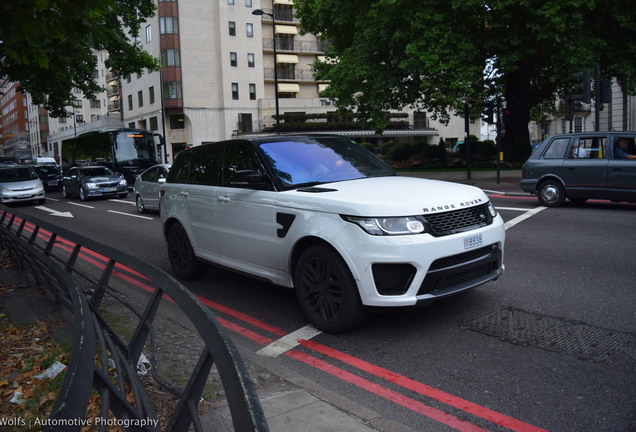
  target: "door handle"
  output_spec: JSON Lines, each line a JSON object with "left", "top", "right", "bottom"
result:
{"left": 218, "top": 196, "right": 231, "bottom": 202}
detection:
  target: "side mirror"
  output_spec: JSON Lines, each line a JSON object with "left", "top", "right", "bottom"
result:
{"left": 158, "top": 177, "right": 166, "bottom": 184}
{"left": 232, "top": 170, "right": 266, "bottom": 186}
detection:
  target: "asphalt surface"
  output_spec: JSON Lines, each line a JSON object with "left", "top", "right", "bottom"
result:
{"left": 0, "top": 172, "right": 530, "bottom": 431}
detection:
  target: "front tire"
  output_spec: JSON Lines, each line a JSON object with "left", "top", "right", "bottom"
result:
{"left": 62, "top": 185, "right": 70, "bottom": 199}
{"left": 294, "top": 244, "right": 367, "bottom": 333}
{"left": 537, "top": 179, "right": 566, "bottom": 207}
{"left": 79, "top": 187, "right": 87, "bottom": 201}
{"left": 166, "top": 223, "right": 206, "bottom": 280}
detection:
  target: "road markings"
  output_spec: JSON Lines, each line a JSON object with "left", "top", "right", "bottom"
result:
{"left": 107, "top": 210, "right": 153, "bottom": 220}
{"left": 257, "top": 325, "right": 322, "bottom": 357}
{"left": 504, "top": 206, "right": 546, "bottom": 230}
{"left": 34, "top": 206, "right": 73, "bottom": 218}
{"left": 109, "top": 199, "right": 135, "bottom": 205}
{"left": 68, "top": 202, "right": 94, "bottom": 209}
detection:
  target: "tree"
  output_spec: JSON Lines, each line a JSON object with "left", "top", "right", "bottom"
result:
{"left": 294, "top": 0, "right": 636, "bottom": 162}
{"left": 0, "top": 0, "right": 159, "bottom": 118}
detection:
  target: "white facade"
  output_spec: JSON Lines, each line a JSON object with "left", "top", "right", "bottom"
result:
{"left": 530, "top": 78, "right": 635, "bottom": 144}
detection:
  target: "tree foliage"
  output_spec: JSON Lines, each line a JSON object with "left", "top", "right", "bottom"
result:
{"left": 294, "top": 0, "right": 636, "bottom": 162}
{"left": 0, "top": 0, "right": 159, "bottom": 118}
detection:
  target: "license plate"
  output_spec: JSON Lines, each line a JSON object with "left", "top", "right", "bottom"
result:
{"left": 464, "top": 234, "right": 483, "bottom": 249}
{"left": 103, "top": 187, "right": 116, "bottom": 192}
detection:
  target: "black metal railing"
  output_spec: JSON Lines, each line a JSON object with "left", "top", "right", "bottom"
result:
{"left": 0, "top": 204, "right": 268, "bottom": 432}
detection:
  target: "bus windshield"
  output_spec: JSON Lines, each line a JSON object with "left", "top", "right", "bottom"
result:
{"left": 114, "top": 132, "right": 157, "bottom": 165}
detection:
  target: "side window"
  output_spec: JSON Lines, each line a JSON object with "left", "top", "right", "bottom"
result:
{"left": 613, "top": 136, "right": 636, "bottom": 160}
{"left": 143, "top": 167, "right": 158, "bottom": 182}
{"left": 189, "top": 146, "right": 221, "bottom": 186}
{"left": 222, "top": 143, "right": 263, "bottom": 187}
{"left": 167, "top": 151, "right": 192, "bottom": 184}
{"left": 542, "top": 138, "right": 570, "bottom": 159}
{"left": 68, "top": 168, "right": 77, "bottom": 178}
{"left": 572, "top": 137, "right": 606, "bottom": 160}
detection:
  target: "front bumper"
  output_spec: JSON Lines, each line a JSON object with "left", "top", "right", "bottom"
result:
{"left": 0, "top": 189, "right": 46, "bottom": 204}
{"left": 337, "top": 215, "right": 506, "bottom": 307}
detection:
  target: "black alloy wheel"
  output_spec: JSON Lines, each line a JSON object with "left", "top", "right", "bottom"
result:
{"left": 166, "top": 223, "right": 206, "bottom": 280}
{"left": 294, "top": 244, "right": 367, "bottom": 333}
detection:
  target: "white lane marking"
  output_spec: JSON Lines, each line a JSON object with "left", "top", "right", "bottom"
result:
{"left": 68, "top": 202, "right": 94, "bottom": 209}
{"left": 504, "top": 206, "right": 546, "bottom": 231}
{"left": 257, "top": 325, "right": 322, "bottom": 358}
{"left": 34, "top": 206, "right": 73, "bottom": 218}
{"left": 109, "top": 199, "right": 135, "bottom": 205}
{"left": 107, "top": 210, "right": 153, "bottom": 220}
{"left": 496, "top": 206, "right": 531, "bottom": 212}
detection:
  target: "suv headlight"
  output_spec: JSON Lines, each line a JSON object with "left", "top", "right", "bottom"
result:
{"left": 85, "top": 182, "right": 97, "bottom": 188}
{"left": 342, "top": 215, "right": 427, "bottom": 236}
{"left": 119, "top": 179, "right": 128, "bottom": 186}
{"left": 487, "top": 201, "right": 498, "bottom": 218}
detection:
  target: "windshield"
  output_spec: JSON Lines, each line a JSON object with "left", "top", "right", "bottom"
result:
{"left": 114, "top": 132, "right": 158, "bottom": 166}
{"left": 258, "top": 137, "right": 395, "bottom": 188}
{"left": 0, "top": 167, "right": 39, "bottom": 182}
{"left": 80, "top": 167, "right": 114, "bottom": 177}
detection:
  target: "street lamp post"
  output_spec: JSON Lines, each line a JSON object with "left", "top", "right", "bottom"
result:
{"left": 252, "top": 8, "right": 280, "bottom": 134}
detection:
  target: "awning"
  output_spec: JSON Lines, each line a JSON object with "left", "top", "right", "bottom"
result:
{"left": 276, "top": 54, "right": 298, "bottom": 64}
{"left": 277, "top": 83, "right": 300, "bottom": 93}
{"left": 275, "top": 25, "right": 298, "bottom": 35}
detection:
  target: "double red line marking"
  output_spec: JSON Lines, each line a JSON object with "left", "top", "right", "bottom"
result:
{"left": 10, "top": 215, "right": 547, "bottom": 432}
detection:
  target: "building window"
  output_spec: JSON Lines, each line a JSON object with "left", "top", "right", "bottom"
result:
{"left": 228, "top": 0, "right": 234, "bottom": 4}
{"left": 149, "top": 86, "right": 155, "bottom": 104}
{"left": 138, "top": 91, "right": 143, "bottom": 107}
{"left": 146, "top": 25, "right": 152, "bottom": 43}
{"left": 161, "top": 49, "right": 180, "bottom": 67}
{"left": 164, "top": 81, "right": 182, "bottom": 99}
{"left": 246, "top": 0, "right": 252, "bottom": 7}
{"left": 246, "top": 23, "right": 253, "bottom": 38}
{"left": 160, "top": 17, "right": 179, "bottom": 34}
{"left": 170, "top": 114, "right": 185, "bottom": 129}
{"left": 247, "top": 53, "right": 255, "bottom": 67}
{"left": 230, "top": 52, "right": 237, "bottom": 67}
{"left": 90, "top": 100, "right": 101, "bottom": 109}
{"left": 249, "top": 84, "right": 256, "bottom": 100}
{"left": 149, "top": 116, "right": 158, "bottom": 131}
{"left": 128, "top": 94, "right": 133, "bottom": 111}
{"left": 574, "top": 117, "right": 582, "bottom": 133}
{"left": 232, "top": 83, "right": 239, "bottom": 100}
{"left": 128, "top": 122, "right": 135, "bottom": 128}
{"left": 229, "top": 21, "right": 236, "bottom": 36}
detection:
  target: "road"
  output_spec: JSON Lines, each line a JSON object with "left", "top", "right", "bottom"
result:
{"left": 14, "top": 188, "right": 636, "bottom": 432}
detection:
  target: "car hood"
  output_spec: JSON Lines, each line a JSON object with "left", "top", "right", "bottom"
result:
{"left": 0, "top": 178, "right": 43, "bottom": 191}
{"left": 82, "top": 176, "right": 120, "bottom": 183}
{"left": 277, "top": 176, "right": 490, "bottom": 216}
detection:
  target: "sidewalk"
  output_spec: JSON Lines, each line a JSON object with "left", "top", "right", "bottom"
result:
{"left": 0, "top": 172, "right": 522, "bottom": 432}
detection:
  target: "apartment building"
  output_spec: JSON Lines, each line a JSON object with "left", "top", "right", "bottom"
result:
{"left": 116, "top": 0, "right": 477, "bottom": 162}
{"left": 530, "top": 78, "right": 636, "bottom": 144}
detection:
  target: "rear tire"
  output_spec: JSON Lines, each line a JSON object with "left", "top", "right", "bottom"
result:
{"left": 294, "top": 244, "right": 368, "bottom": 333}
{"left": 166, "top": 223, "right": 206, "bottom": 280}
{"left": 136, "top": 195, "right": 147, "bottom": 213}
{"left": 537, "top": 179, "right": 566, "bottom": 207}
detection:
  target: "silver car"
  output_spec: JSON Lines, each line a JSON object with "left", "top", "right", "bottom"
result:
{"left": 134, "top": 163, "right": 171, "bottom": 213}
{"left": 0, "top": 165, "right": 46, "bottom": 205}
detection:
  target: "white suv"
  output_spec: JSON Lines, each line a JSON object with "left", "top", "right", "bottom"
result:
{"left": 160, "top": 135, "right": 505, "bottom": 333}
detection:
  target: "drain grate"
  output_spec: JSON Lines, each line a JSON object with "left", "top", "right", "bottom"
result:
{"left": 461, "top": 307, "right": 636, "bottom": 362}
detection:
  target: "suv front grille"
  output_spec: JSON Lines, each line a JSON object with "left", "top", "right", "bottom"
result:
{"left": 425, "top": 203, "right": 493, "bottom": 237}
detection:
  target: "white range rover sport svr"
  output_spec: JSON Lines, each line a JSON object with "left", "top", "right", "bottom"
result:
{"left": 160, "top": 135, "right": 505, "bottom": 333}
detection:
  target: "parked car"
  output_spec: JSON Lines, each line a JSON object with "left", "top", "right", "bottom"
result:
{"left": 160, "top": 135, "right": 505, "bottom": 333}
{"left": 521, "top": 132, "right": 636, "bottom": 206}
{"left": 32, "top": 164, "right": 63, "bottom": 191}
{"left": 62, "top": 166, "right": 128, "bottom": 201}
{"left": 134, "top": 163, "right": 171, "bottom": 213}
{"left": 0, "top": 165, "right": 46, "bottom": 205}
